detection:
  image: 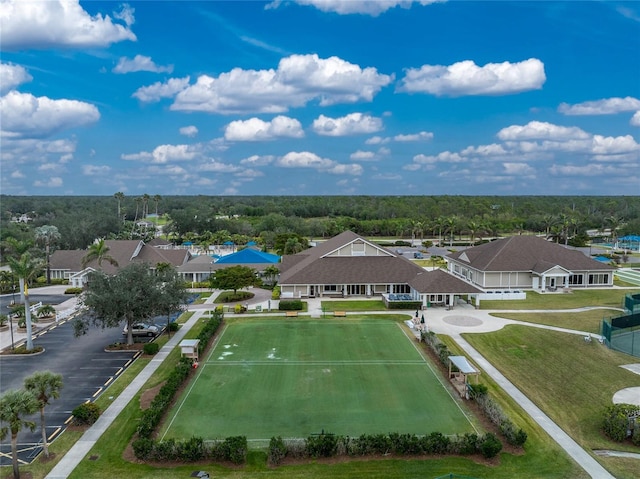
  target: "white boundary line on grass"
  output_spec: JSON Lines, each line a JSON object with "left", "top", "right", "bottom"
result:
{"left": 160, "top": 322, "right": 230, "bottom": 441}
{"left": 398, "top": 323, "right": 479, "bottom": 434}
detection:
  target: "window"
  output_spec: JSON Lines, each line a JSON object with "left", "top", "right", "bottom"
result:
{"left": 569, "top": 274, "right": 583, "bottom": 285}
{"left": 588, "top": 273, "right": 609, "bottom": 285}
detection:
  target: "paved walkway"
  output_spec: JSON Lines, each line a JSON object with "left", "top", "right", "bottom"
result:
{"left": 45, "top": 294, "right": 214, "bottom": 479}
{"left": 19, "top": 290, "right": 625, "bottom": 479}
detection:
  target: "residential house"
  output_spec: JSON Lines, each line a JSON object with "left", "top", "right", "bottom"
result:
{"left": 445, "top": 235, "right": 615, "bottom": 292}
{"left": 49, "top": 240, "right": 191, "bottom": 287}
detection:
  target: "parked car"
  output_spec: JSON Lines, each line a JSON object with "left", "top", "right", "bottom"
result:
{"left": 122, "top": 322, "right": 160, "bottom": 337}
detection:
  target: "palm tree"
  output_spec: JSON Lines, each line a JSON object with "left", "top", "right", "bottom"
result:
{"left": 34, "top": 225, "right": 61, "bottom": 284}
{"left": 467, "top": 220, "right": 481, "bottom": 246}
{"left": 24, "top": 371, "right": 63, "bottom": 458}
{"left": 142, "top": 193, "right": 151, "bottom": 219}
{"left": 3, "top": 237, "right": 33, "bottom": 260}
{"left": 7, "top": 252, "right": 41, "bottom": 351}
{"left": 153, "top": 194, "right": 162, "bottom": 217}
{"left": 81, "top": 239, "right": 119, "bottom": 269}
{"left": 0, "top": 389, "right": 39, "bottom": 479}
{"left": 606, "top": 215, "right": 623, "bottom": 248}
{"left": 114, "top": 192, "right": 125, "bottom": 221}
{"left": 445, "top": 216, "right": 458, "bottom": 247}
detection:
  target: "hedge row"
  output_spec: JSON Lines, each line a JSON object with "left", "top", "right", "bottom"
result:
{"left": 278, "top": 299, "right": 303, "bottom": 311}
{"left": 268, "top": 431, "right": 502, "bottom": 466}
{"left": 136, "top": 311, "right": 224, "bottom": 440}
{"left": 421, "top": 331, "right": 527, "bottom": 447}
{"left": 133, "top": 435, "right": 247, "bottom": 464}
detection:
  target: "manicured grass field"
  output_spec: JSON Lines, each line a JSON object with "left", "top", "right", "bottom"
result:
{"left": 161, "top": 319, "right": 476, "bottom": 441}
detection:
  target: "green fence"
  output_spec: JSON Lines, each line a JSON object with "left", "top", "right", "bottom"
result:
{"left": 602, "top": 311, "right": 640, "bottom": 358}
{"left": 624, "top": 293, "right": 640, "bottom": 314}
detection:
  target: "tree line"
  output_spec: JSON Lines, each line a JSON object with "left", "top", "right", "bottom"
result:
{"left": 1, "top": 195, "right": 638, "bottom": 254}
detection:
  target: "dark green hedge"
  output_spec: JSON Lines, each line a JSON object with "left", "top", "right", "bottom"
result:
{"left": 278, "top": 299, "right": 303, "bottom": 311}
{"left": 267, "top": 431, "right": 502, "bottom": 465}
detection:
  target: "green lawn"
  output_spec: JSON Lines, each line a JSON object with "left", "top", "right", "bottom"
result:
{"left": 464, "top": 325, "right": 640, "bottom": 479}
{"left": 491, "top": 310, "right": 609, "bottom": 334}
{"left": 161, "top": 319, "right": 475, "bottom": 441}
{"left": 319, "top": 300, "right": 385, "bottom": 311}
{"left": 480, "top": 288, "right": 637, "bottom": 310}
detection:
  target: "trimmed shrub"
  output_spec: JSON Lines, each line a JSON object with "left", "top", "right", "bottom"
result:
{"left": 168, "top": 321, "right": 179, "bottom": 332}
{"left": 143, "top": 342, "right": 160, "bottom": 355}
{"left": 278, "top": 299, "right": 303, "bottom": 311}
{"left": 217, "top": 436, "right": 247, "bottom": 464}
{"left": 178, "top": 436, "right": 205, "bottom": 461}
{"left": 72, "top": 402, "right": 101, "bottom": 425}
{"left": 306, "top": 433, "right": 338, "bottom": 458}
{"left": 479, "top": 433, "right": 503, "bottom": 458}
{"left": 387, "top": 301, "right": 422, "bottom": 310}
{"left": 272, "top": 286, "right": 281, "bottom": 300}
{"left": 268, "top": 436, "right": 287, "bottom": 465}
{"left": 602, "top": 404, "right": 640, "bottom": 441}
{"left": 65, "top": 287, "right": 83, "bottom": 295}
{"left": 132, "top": 437, "right": 154, "bottom": 460}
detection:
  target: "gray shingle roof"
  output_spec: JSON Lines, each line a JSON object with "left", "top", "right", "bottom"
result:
{"left": 279, "top": 231, "right": 482, "bottom": 294}
{"left": 447, "top": 236, "right": 612, "bottom": 272}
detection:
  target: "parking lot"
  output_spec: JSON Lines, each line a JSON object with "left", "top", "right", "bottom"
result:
{"left": 0, "top": 310, "right": 144, "bottom": 466}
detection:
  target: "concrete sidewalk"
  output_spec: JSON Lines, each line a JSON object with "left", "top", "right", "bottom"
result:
{"left": 45, "top": 310, "right": 205, "bottom": 479}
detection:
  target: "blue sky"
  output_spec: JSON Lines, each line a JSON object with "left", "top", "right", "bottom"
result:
{"left": 1, "top": 0, "right": 639, "bottom": 196}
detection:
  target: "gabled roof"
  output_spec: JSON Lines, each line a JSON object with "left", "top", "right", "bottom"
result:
{"left": 447, "top": 236, "right": 612, "bottom": 272}
{"left": 215, "top": 248, "right": 280, "bottom": 264}
{"left": 50, "top": 240, "right": 190, "bottom": 274}
{"left": 408, "top": 268, "right": 483, "bottom": 294}
{"left": 279, "top": 231, "right": 482, "bottom": 295}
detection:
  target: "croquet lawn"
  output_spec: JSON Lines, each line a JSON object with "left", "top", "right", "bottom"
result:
{"left": 160, "top": 319, "right": 476, "bottom": 441}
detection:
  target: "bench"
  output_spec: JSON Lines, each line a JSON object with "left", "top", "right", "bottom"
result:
{"left": 333, "top": 311, "right": 347, "bottom": 317}
{"left": 285, "top": 311, "right": 298, "bottom": 318}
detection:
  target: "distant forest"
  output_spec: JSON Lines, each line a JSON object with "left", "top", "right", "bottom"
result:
{"left": 1, "top": 195, "right": 639, "bottom": 252}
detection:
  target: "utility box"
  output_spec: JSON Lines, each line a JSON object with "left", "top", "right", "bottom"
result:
{"left": 179, "top": 339, "right": 200, "bottom": 362}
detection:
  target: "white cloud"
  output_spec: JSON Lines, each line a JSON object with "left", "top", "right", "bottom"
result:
{"left": 326, "top": 163, "right": 363, "bottom": 175}
{"left": 393, "top": 131, "right": 433, "bottom": 142}
{"left": 132, "top": 77, "right": 190, "bottom": 102}
{"left": 0, "top": 62, "right": 32, "bottom": 94}
{"left": 365, "top": 136, "right": 390, "bottom": 145}
{"left": 37, "top": 162, "right": 62, "bottom": 172}
{"left": 121, "top": 144, "right": 198, "bottom": 164}
{"left": 502, "top": 162, "right": 535, "bottom": 175}
{"left": 276, "top": 151, "right": 335, "bottom": 169}
{"left": 497, "top": 121, "right": 589, "bottom": 141}
{"left": 591, "top": 135, "right": 640, "bottom": 155}
{"left": 549, "top": 163, "right": 626, "bottom": 177}
{"left": 224, "top": 115, "right": 304, "bottom": 141}
{"left": 268, "top": 0, "right": 441, "bottom": 16}
{"left": 179, "top": 125, "right": 199, "bottom": 137}
{"left": 33, "top": 176, "right": 63, "bottom": 187}
{"left": 113, "top": 55, "right": 173, "bottom": 74}
{"left": 460, "top": 143, "right": 508, "bottom": 157}
{"left": 82, "top": 164, "right": 111, "bottom": 176}
{"left": 240, "top": 155, "right": 275, "bottom": 166}
{"left": 350, "top": 150, "right": 377, "bottom": 161}
{"left": 558, "top": 96, "right": 640, "bottom": 115}
{"left": 170, "top": 54, "right": 392, "bottom": 114}
{"left": 312, "top": 113, "right": 383, "bottom": 136}
{"left": 0, "top": 0, "right": 136, "bottom": 49}
{"left": 0, "top": 91, "right": 100, "bottom": 138}
{"left": 412, "top": 151, "right": 465, "bottom": 165}
{"left": 631, "top": 111, "right": 640, "bottom": 127}
{"left": 198, "top": 160, "right": 241, "bottom": 173}
{"left": 399, "top": 58, "right": 545, "bottom": 96}
{"left": 10, "top": 170, "right": 25, "bottom": 178}
{"left": 372, "top": 172, "right": 403, "bottom": 180}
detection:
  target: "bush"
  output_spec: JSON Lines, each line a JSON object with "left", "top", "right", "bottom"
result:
{"left": 278, "top": 299, "right": 303, "bottom": 311}
{"left": 602, "top": 404, "right": 640, "bottom": 442}
{"left": 468, "top": 383, "right": 488, "bottom": 399}
{"left": 234, "top": 303, "right": 247, "bottom": 314}
{"left": 272, "top": 286, "right": 281, "bottom": 300}
{"left": 218, "top": 436, "right": 247, "bottom": 464}
{"left": 268, "top": 436, "right": 287, "bottom": 465}
{"left": 478, "top": 433, "right": 503, "bottom": 458}
{"left": 72, "top": 402, "right": 101, "bottom": 425}
{"left": 306, "top": 433, "right": 338, "bottom": 458}
{"left": 65, "top": 287, "right": 83, "bottom": 295}
{"left": 387, "top": 301, "right": 422, "bottom": 310}
{"left": 168, "top": 321, "right": 179, "bottom": 332}
{"left": 143, "top": 342, "right": 160, "bottom": 355}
